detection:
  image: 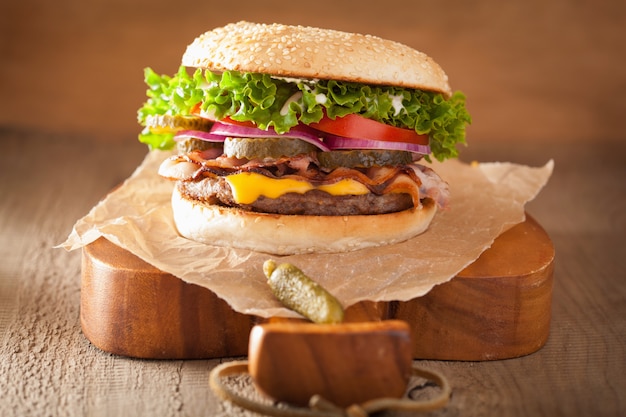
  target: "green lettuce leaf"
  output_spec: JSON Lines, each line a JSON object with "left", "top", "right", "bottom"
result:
{"left": 137, "top": 66, "right": 471, "bottom": 160}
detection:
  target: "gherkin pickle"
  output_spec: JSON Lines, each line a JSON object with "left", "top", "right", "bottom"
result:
{"left": 224, "top": 137, "right": 318, "bottom": 159}
{"left": 318, "top": 150, "right": 413, "bottom": 169}
{"left": 263, "top": 260, "right": 344, "bottom": 324}
{"left": 145, "top": 114, "right": 212, "bottom": 133}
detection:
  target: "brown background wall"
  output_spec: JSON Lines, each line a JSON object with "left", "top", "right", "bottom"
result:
{"left": 1, "top": 0, "right": 625, "bottom": 144}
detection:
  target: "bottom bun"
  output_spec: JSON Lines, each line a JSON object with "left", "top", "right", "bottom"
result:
{"left": 171, "top": 186, "right": 437, "bottom": 255}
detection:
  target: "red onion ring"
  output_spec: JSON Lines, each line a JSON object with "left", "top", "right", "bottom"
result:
{"left": 174, "top": 130, "right": 226, "bottom": 142}
{"left": 324, "top": 135, "right": 431, "bottom": 155}
{"left": 177, "top": 122, "right": 430, "bottom": 156}
{"left": 210, "top": 122, "right": 331, "bottom": 152}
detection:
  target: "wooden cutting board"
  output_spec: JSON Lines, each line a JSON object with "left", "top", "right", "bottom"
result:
{"left": 80, "top": 215, "right": 554, "bottom": 361}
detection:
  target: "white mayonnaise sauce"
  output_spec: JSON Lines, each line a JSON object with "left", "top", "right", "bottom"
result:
{"left": 389, "top": 94, "right": 405, "bottom": 116}
{"left": 280, "top": 91, "right": 303, "bottom": 115}
{"left": 315, "top": 93, "right": 327, "bottom": 104}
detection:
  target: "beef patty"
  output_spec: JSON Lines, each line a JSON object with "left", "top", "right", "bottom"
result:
{"left": 177, "top": 177, "right": 414, "bottom": 216}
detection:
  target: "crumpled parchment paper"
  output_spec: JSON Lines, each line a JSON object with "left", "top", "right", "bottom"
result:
{"left": 60, "top": 151, "right": 553, "bottom": 318}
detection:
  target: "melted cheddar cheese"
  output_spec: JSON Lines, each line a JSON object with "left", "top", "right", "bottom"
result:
{"left": 225, "top": 172, "right": 370, "bottom": 204}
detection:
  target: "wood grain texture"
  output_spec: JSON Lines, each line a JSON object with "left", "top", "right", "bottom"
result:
{"left": 78, "top": 214, "right": 553, "bottom": 361}
{"left": 396, "top": 215, "right": 554, "bottom": 360}
{"left": 81, "top": 238, "right": 254, "bottom": 359}
{"left": 1, "top": 0, "right": 626, "bottom": 414}
{"left": 1, "top": 117, "right": 624, "bottom": 417}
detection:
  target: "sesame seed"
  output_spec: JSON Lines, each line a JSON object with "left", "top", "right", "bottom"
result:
{"left": 183, "top": 21, "right": 451, "bottom": 96}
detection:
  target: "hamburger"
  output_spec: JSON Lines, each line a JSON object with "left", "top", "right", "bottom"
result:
{"left": 137, "top": 21, "right": 471, "bottom": 255}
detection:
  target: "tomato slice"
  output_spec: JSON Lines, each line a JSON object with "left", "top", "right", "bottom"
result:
{"left": 190, "top": 102, "right": 202, "bottom": 114}
{"left": 191, "top": 102, "right": 428, "bottom": 145}
{"left": 309, "top": 114, "right": 429, "bottom": 145}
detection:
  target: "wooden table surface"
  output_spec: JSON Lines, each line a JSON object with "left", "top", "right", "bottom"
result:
{"left": 1, "top": 0, "right": 625, "bottom": 416}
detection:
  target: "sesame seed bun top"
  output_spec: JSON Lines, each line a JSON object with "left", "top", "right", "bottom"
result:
{"left": 181, "top": 21, "right": 452, "bottom": 97}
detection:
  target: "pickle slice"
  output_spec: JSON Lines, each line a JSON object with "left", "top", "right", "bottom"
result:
{"left": 145, "top": 114, "right": 212, "bottom": 133}
{"left": 263, "top": 260, "right": 344, "bottom": 324}
{"left": 318, "top": 150, "right": 412, "bottom": 169}
{"left": 224, "top": 137, "right": 318, "bottom": 159}
{"left": 177, "top": 138, "right": 223, "bottom": 154}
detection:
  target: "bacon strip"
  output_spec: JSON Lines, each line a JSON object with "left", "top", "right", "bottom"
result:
{"left": 410, "top": 164, "right": 450, "bottom": 208}
{"left": 158, "top": 151, "right": 449, "bottom": 209}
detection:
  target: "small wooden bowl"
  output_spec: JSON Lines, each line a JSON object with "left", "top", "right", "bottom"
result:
{"left": 248, "top": 320, "right": 412, "bottom": 407}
